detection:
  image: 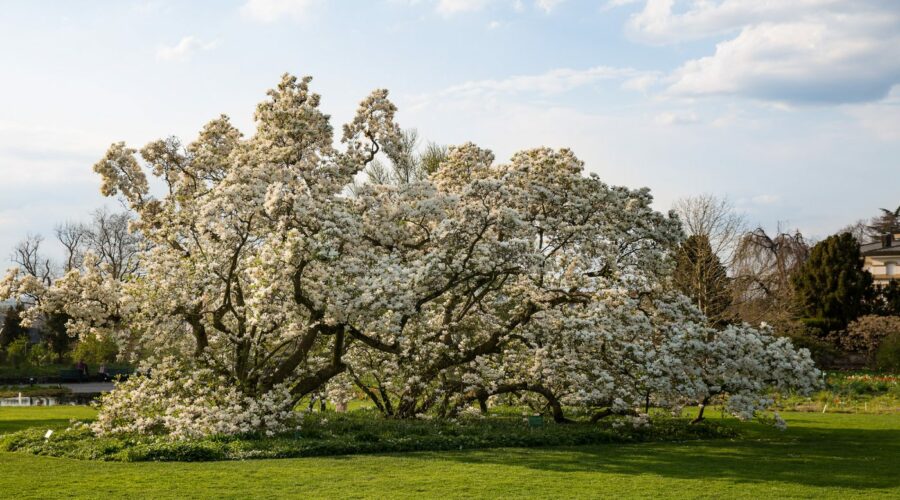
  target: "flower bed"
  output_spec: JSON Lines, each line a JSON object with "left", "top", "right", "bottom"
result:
{"left": 777, "top": 371, "right": 900, "bottom": 413}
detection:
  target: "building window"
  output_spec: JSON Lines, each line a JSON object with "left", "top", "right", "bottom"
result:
{"left": 888, "top": 262, "right": 896, "bottom": 276}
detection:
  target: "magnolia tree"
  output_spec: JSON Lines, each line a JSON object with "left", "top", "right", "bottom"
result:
{"left": 0, "top": 74, "right": 820, "bottom": 438}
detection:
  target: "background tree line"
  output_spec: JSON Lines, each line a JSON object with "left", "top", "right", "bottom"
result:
{"left": 0, "top": 208, "right": 139, "bottom": 371}
{"left": 671, "top": 196, "right": 900, "bottom": 371}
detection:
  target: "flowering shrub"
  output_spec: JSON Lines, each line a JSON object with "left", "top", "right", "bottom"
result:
{"left": 838, "top": 315, "right": 900, "bottom": 357}
{"left": 875, "top": 333, "right": 900, "bottom": 372}
{"left": 687, "top": 323, "right": 821, "bottom": 421}
{"left": 91, "top": 358, "right": 296, "bottom": 440}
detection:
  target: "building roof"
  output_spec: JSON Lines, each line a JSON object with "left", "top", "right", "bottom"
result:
{"left": 862, "top": 247, "right": 900, "bottom": 257}
{"left": 861, "top": 233, "right": 900, "bottom": 257}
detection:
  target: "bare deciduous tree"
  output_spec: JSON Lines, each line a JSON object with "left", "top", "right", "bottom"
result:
{"left": 671, "top": 194, "right": 746, "bottom": 265}
{"left": 55, "top": 221, "right": 88, "bottom": 272}
{"left": 839, "top": 219, "right": 870, "bottom": 244}
{"left": 11, "top": 233, "right": 53, "bottom": 286}
{"left": 84, "top": 208, "right": 142, "bottom": 280}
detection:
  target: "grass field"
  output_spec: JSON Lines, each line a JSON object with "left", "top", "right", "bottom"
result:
{"left": 0, "top": 406, "right": 897, "bottom": 499}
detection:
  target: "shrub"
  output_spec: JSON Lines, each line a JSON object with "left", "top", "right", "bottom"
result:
{"left": 840, "top": 315, "right": 900, "bottom": 354}
{"left": 91, "top": 357, "right": 297, "bottom": 440}
{"left": 26, "top": 342, "right": 52, "bottom": 367}
{"left": 875, "top": 333, "right": 900, "bottom": 372}
{"left": 70, "top": 333, "right": 118, "bottom": 366}
{"left": 1, "top": 411, "right": 738, "bottom": 462}
{"left": 5, "top": 338, "right": 29, "bottom": 369}
{"left": 781, "top": 321, "right": 841, "bottom": 366}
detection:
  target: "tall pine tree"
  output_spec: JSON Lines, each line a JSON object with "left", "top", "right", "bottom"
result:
{"left": 673, "top": 234, "right": 732, "bottom": 325}
{"left": 792, "top": 232, "right": 872, "bottom": 331}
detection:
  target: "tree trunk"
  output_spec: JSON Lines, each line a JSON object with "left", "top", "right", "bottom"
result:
{"left": 690, "top": 397, "right": 710, "bottom": 424}
{"left": 590, "top": 409, "right": 613, "bottom": 423}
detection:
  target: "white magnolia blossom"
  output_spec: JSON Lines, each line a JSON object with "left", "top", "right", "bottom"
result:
{"left": 91, "top": 357, "right": 295, "bottom": 439}
{"left": 0, "top": 73, "right": 820, "bottom": 437}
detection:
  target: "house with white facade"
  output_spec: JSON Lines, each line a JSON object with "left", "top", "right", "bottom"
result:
{"left": 861, "top": 233, "right": 900, "bottom": 285}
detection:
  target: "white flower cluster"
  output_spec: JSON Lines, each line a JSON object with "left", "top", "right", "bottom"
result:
{"left": 0, "top": 74, "right": 821, "bottom": 436}
{"left": 91, "top": 357, "right": 296, "bottom": 439}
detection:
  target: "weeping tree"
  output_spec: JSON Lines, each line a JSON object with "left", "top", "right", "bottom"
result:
{"left": 730, "top": 227, "right": 810, "bottom": 327}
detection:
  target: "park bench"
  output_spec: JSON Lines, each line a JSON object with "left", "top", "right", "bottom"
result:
{"left": 104, "top": 368, "right": 133, "bottom": 380}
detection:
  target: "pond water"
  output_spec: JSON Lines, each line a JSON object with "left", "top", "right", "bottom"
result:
{"left": 0, "top": 394, "right": 97, "bottom": 406}
{"left": 0, "top": 396, "right": 62, "bottom": 406}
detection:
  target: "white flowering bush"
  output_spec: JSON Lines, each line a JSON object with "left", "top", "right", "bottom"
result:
{"left": 0, "top": 73, "right": 821, "bottom": 437}
{"left": 91, "top": 358, "right": 296, "bottom": 440}
{"left": 685, "top": 323, "right": 822, "bottom": 422}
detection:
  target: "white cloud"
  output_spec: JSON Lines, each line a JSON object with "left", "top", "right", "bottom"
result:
{"left": 667, "top": 19, "right": 900, "bottom": 104}
{"left": 621, "top": 73, "right": 660, "bottom": 92}
{"left": 751, "top": 194, "right": 779, "bottom": 205}
{"left": 487, "top": 20, "right": 501, "bottom": 29}
{"left": 409, "top": 0, "right": 557, "bottom": 18}
{"left": 603, "top": 0, "right": 640, "bottom": 10}
{"left": 240, "top": 0, "right": 319, "bottom": 22}
{"left": 654, "top": 111, "right": 699, "bottom": 126}
{"left": 436, "top": 0, "right": 490, "bottom": 16}
{"left": 0, "top": 120, "right": 113, "bottom": 267}
{"left": 156, "top": 36, "right": 219, "bottom": 62}
{"left": 625, "top": 0, "right": 845, "bottom": 45}
{"left": 846, "top": 85, "right": 900, "bottom": 141}
{"left": 434, "top": 65, "right": 649, "bottom": 98}
{"left": 626, "top": 1, "right": 900, "bottom": 104}
{"left": 536, "top": 0, "right": 563, "bottom": 13}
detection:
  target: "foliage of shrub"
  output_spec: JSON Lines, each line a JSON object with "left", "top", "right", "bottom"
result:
{"left": 0, "top": 410, "right": 737, "bottom": 462}
{"left": 5, "top": 338, "right": 29, "bottom": 369}
{"left": 837, "top": 315, "right": 900, "bottom": 357}
{"left": 26, "top": 342, "right": 53, "bottom": 367}
{"left": 875, "top": 333, "right": 900, "bottom": 372}
{"left": 91, "top": 357, "right": 296, "bottom": 439}
{"left": 70, "top": 333, "right": 118, "bottom": 366}
{"left": 780, "top": 321, "right": 842, "bottom": 366}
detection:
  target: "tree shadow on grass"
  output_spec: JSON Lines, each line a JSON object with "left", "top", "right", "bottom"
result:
{"left": 425, "top": 425, "right": 900, "bottom": 491}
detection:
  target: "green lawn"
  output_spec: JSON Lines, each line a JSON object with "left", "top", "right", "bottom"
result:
{"left": 0, "top": 407, "right": 897, "bottom": 499}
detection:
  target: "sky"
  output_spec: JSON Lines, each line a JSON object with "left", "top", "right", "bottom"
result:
{"left": 1, "top": 0, "right": 899, "bottom": 266}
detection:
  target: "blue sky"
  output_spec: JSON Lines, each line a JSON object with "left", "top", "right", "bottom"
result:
{"left": 2, "top": 0, "right": 899, "bottom": 265}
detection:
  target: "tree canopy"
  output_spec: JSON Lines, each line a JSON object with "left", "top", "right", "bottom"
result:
{"left": 673, "top": 234, "right": 731, "bottom": 325}
{"left": 792, "top": 233, "right": 872, "bottom": 331}
{"left": 0, "top": 74, "right": 820, "bottom": 438}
